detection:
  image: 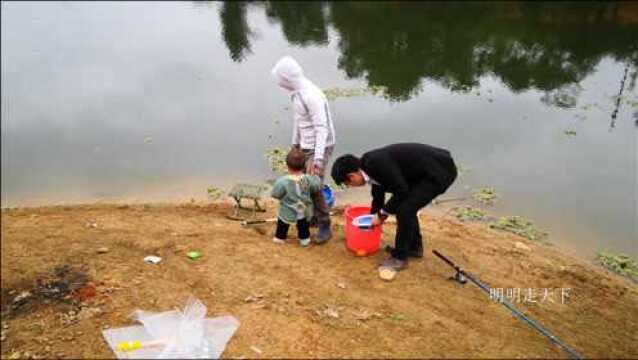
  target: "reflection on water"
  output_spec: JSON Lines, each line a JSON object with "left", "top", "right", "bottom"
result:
{"left": 222, "top": 1, "right": 638, "bottom": 102}
{"left": 1, "top": 1, "right": 636, "bottom": 259}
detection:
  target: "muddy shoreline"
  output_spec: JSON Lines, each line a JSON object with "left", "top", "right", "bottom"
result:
{"left": 1, "top": 201, "right": 637, "bottom": 358}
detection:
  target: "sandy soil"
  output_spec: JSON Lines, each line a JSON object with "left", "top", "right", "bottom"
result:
{"left": 1, "top": 201, "right": 637, "bottom": 359}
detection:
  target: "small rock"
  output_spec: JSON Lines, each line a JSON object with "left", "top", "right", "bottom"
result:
{"left": 1, "top": 334, "right": 6, "bottom": 342}
{"left": 2, "top": 324, "right": 8, "bottom": 329}
{"left": 44, "top": 346, "right": 51, "bottom": 352}
{"left": 102, "top": 325, "right": 110, "bottom": 329}
{"left": 250, "top": 345, "right": 263, "bottom": 354}
{"left": 336, "top": 282, "right": 347, "bottom": 289}
{"left": 514, "top": 242, "right": 531, "bottom": 251}
{"left": 97, "top": 247, "right": 109, "bottom": 254}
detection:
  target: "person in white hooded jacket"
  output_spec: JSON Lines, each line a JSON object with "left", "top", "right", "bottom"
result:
{"left": 271, "top": 55, "right": 336, "bottom": 243}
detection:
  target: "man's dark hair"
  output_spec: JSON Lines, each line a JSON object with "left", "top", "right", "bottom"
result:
{"left": 331, "top": 154, "right": 361, "bottom": 185}
{"left": 286, "top": 148, "right": 307, "bottom": 171}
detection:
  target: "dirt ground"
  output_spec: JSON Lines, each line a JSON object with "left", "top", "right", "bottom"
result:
{"left": 1, "top": 201, "right": 637, "bottom": 359}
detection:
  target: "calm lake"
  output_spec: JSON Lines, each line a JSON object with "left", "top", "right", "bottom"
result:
{"left": 1, "top": 1, "right": 637, "bottom": 258}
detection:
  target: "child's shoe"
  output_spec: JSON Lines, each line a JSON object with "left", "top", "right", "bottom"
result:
{"left": 273, "top": 237, "right": 286, "bottom": 244}
{"left": 299, "top": 238, "right": 311, "bottom": 247}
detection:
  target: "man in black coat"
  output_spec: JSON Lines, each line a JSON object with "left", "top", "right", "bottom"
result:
{"left": 331, "top": 143, "right": 457, "bottom": 271}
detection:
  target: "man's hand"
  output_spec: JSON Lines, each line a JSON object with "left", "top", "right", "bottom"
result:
{"left": 310, "top": 162, "right": 324, "bottom": 177}
{"left": 371, "top": 213, "right": 386, "bottom": 227}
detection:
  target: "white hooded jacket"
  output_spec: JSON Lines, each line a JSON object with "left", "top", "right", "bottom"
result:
{"left": 271, "top": 56, "right": 336, "bottom": 164}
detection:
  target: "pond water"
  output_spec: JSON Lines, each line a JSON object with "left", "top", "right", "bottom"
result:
{"left": 2, "top": 2, "right": 637, "bottom": 258}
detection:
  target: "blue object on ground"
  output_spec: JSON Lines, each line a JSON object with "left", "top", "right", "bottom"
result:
{"left": 321, "top": 185, "right": 335, "bottom": 208}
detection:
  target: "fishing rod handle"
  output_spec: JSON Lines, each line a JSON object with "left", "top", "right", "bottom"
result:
{"left": 432, "top": 249, "right": 458, "bottom": 269}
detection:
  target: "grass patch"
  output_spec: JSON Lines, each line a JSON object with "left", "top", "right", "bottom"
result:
{"left": 489, "top": 216, "right": 547, "bottom": 242}
{"left": 596, "top": 251, "right": 638, "bottom": 279}
{"left": 454, "top": 207, "right": 487, "bottom": 221}
{"left": 472, "top": 187, "right": 499, "bottom": 205}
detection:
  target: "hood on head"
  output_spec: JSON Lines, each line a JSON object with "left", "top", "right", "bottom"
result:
{"left": 271, "top": 56, "right": 305, "bottom": 90}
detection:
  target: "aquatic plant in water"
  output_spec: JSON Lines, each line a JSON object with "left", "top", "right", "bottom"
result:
{"left": 472, "top": 187, "right": 499, "bottom": 205}
{"left": 265, "top": 147, "right": 288, "bottom": 175}
{"left": 489, "top": 216, "right": 547, "bottom": 242}
{"left": 323, "top": 86, "right": 387, "bottom": 101}
{"left": 456, "top": 164, "right": 471, "bottom": 178}
{"left": 206, "top": 186, "right": 224, "bottom": 200}
{"left": 454, "top": 207, "right": 487, "bottom": 221}
{"left": 596, "top": 251, "right": 638, "bottom": 279}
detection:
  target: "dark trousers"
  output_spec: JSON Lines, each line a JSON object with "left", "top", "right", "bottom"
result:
{"left": 301, "top": 147, "right": 334, "bottom": 227}
{"left": 391, "top": 179, "right": 452, "bottom": 260}
{"left": 275, "top": 218, "right": 310, "bottom": 240}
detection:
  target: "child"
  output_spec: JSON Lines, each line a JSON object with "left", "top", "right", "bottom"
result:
{"left": 271, "top": 148, "right": 322, "bottom": 246}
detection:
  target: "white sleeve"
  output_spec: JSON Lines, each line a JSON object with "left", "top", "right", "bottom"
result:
{"left": 291, "top": 115, "right": 300, "bottom": 146}
{"left": 306, "top": 94, "right": 329, "bottom": 162}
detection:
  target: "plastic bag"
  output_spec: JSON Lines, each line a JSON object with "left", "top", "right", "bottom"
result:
{"left": 102, "top": 296, "right": 239, "bottom": 359}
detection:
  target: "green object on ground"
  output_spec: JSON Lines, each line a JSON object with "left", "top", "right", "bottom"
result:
{"left": 187, "top": 251, "right": 202, "bottom": 260}
{"left": 489, "top": 216, "right": 547, "bottom": 242}
{"left": 454, "top": 207, "right": 487, "bottom": 221}
{"left": 596, "top": 251, "right": 638, "bottom": 279}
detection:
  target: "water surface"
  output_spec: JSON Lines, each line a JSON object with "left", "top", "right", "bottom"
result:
{"left": 2, "top": 1, "right": 637, "bottom": 258}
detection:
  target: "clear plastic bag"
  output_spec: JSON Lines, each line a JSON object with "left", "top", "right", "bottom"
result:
{"left": 102, "top": 296, "right": 239, "bottom": 359}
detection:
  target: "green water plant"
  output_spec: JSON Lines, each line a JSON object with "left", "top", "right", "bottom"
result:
{"left": 457, "top": 164, "right": 471, "bottom": 177}
{"left": 265, "top": 147, "right": 288, "bottom": 175}
{"left": 454, "top": 207, "right": 487, "bottom": 221}
{"left": 206, "top": 186, "right": 224, "bottom": 200}
{"left": 596, "top": 251, "right": 638, "bottom": 279}
{"left": 323, "top": 86, "right": 387, "bottom": 101}
{"left": 489, "top": 216, "right": 547, "bottom": 242}
{"left": 472, "top": 187, "right": 499, "bottom": 205}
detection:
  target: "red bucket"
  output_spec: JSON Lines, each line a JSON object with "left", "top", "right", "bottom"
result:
{"left": 344, "top": 205, "right": 382, "bottom": 256}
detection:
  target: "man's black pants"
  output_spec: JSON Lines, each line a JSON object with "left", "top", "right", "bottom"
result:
{"left": 391, "top": 178, "right": 455, "bottom": 260}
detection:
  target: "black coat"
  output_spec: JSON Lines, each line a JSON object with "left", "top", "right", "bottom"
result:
{"left": 361, "top": 143, "right": 457, "bottom": 214}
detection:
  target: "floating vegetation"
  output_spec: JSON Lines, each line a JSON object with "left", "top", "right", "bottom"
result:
{"left": 143, "top": 136, "right": 153, "bottom": 144}
{"left": 540, "top": 84, "right": 582, "bottom": 109}
{"left": 454, "top": 207, "right": 487, "bottom": 221}
{"left": 457, "top": 164, "right": 471, "bottom": 178}
{"left": 323, "top": 86, "right": 387, "bottom": 101}
{"left": 206, "top": 186, "right": 224, "bottom": 200}
{"left": 265, "top": 147, "right": 288, "bottom": 175}
{"left": 596, "top": 251, "right": 638, "bottom": 280}
{"left": 563, "top": 129, "right": 577, "bottom": 136}
{"left": 472, "top": 187, "right": 499, "bottom": 205}
{"left": 489, "top": 216, "right": 547, "bottom": 242}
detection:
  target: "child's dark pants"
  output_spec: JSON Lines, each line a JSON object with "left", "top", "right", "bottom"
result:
{"left": 275, "top": 218, "right": 310, "bottom": 240}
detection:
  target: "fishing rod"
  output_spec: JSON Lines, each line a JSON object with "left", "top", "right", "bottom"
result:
{"left": 432, "top": 250, "right": 583, "bottom": 360}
